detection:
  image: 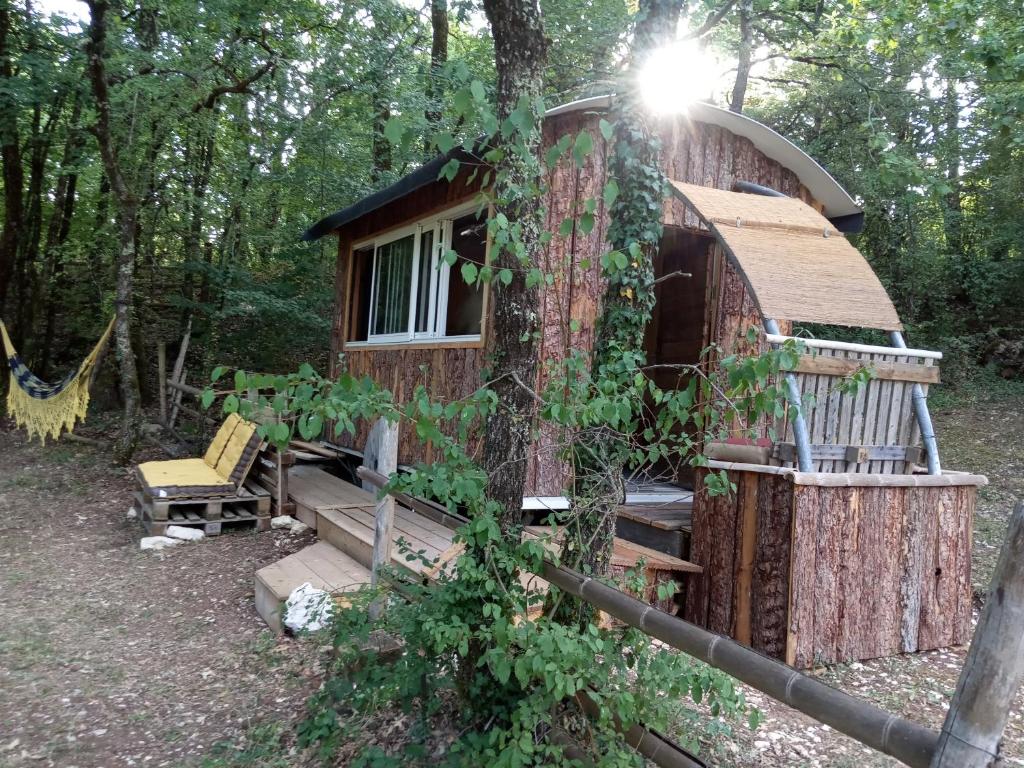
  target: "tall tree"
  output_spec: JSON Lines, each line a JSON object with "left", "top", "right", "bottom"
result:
{"left": 0, "top": 2, "right": 23, "bottom": 316}
{"left": 479, "top": 0, "right": 548, "bottom": 533}
{"left": 84, "top": 0, "right": 143, "bottom": 461}
{"left": 423, "top": 0, "right": 448, "bottom": 152}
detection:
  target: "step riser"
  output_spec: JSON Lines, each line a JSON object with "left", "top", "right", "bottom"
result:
{"left": 316, "top": 509, "right": 425, "bottom": 574}
{"left": 317, "top": 511, "right": 374, "bottom": 569}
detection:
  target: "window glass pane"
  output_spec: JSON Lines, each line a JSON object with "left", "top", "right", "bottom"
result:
{"left": 349, "top": 246, "right": 375, "bottom": 341}
{"left": 446, "top": 214, "right": 485, "bottom": 336}
{"left": 415, "top": 229, "right": 434, "bottom": 334}
{"left": 371, "top": 235, "right": 414, "bottom": 336}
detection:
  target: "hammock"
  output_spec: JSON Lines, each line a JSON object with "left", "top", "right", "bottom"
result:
{"left": 2, "top": 316, "right": 116, "bottom": 443}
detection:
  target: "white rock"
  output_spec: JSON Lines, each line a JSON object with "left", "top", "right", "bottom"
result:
{"left": 289, "top": 521, "right": 311, "bottom": 535}
{"left": 140, "top": 536, "right": 180, "bottom": 551}
{"left": 271, "top": 515, "right": 298, "bottom": 530}
{"left": 284, "top": 582, "right": 335, "bottom": 634}
{"left": 165, "top": 525, "right": 205, "bottom": 541}
{"left": 126, "top": 507, "right": 138, "bottom": 521}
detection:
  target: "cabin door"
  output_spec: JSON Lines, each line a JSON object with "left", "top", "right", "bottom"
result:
{"left": 641, "top": 227, "right": 717, "bottom": 486}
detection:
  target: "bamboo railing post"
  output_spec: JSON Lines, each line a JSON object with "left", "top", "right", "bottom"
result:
{"left": 930, "top": 500, "right": 1024, "bottom": 768}
{"left": 157, "top": 342, "right": 167, "bottom": 426}
{"left": 889, "top": 330, "right": 941, "bottom": 474}
{"left": 764, "top": 318, "right": 812, "bottom": 471}
{"left": 369, "top": 419, "right": 399, "bottom": 618}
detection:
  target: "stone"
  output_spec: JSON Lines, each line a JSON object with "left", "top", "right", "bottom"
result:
{"left": 140, "top": 536, "right": 180, "bottom": 551}
{"left": 165, "top": 525, "right": 205, "bottom": 542}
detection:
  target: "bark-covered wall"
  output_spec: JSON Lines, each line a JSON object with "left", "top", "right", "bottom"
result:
{"left": 686, "top": 466, "right": 977, "bottom": 667}
{"left": 328, "top": 109, "right": 822, "bottom": 494}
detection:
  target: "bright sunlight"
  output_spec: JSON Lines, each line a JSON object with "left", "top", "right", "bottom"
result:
{"left": 638, "top": 41, "right": 724, "bottom": 112}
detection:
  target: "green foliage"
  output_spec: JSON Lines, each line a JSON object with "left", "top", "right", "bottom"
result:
{"left": 209, "top": 325, "right": 806, "bottom": 763}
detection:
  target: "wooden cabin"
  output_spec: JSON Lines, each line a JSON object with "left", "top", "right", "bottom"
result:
{"left": 302, "top": 95, "right": 985, "bottom": 667}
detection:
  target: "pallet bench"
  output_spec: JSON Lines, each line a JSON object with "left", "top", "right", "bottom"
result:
{"left": 136, "top": 482, "right": 271, "bottom": 536}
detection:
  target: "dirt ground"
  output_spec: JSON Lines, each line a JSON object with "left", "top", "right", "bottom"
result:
{"left": 0, "top": 425, "right": 320, "bottom": 768}
{"left": 0, "top": 389, "right": 1022, "bottom": 768}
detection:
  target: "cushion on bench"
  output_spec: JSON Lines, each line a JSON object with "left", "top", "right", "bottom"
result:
{"left": 213, "top": 417, "right": 262, "bottom": 485}
{"left": 137, "top": 458, "right": 237, "bottom": 499}
{"left": 137, "top": 414, "right": 263, "bottom": 500}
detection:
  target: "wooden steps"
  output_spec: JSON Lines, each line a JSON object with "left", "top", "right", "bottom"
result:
{"left": 255, "top": 466, "right": 703, "bottom": 634}
{"left": 615, "top": 497, "right": 693, "bottom": 560}
{"left": 254, "top": 542, "right": 371, "bottom": 634}
{"left": 317, "top": 504, "right": 454, "bottom": 577}
{"left": 287, "top": 464, "right": 376, "bottom": 530}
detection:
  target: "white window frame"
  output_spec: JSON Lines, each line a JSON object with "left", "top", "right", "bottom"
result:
{"left": 353, "top": 202, "right": 484, "bottom": 347}
{"left": 366, "top": 224, "right": 420, "bottom": 344}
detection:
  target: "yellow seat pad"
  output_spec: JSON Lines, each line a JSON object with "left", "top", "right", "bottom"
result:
{"left": 203, "top": 413, "right": 242, "bottom": 467}
{"left": 138, "top": 458, "right": 236, "bottom": 499}
{"left": 214, "top": 418, "right": 262, "bottom": 486}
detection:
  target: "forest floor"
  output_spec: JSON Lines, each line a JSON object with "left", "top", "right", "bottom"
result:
{"left": 0, "top": 386, "right": 1021, "bottom": 768}
{"left": 0, "top": 424, "right": 321, "bottom": 768}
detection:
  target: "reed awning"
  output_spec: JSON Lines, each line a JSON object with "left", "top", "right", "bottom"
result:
{"left": 669, "top": 181, "right": 902, "bottom": 331}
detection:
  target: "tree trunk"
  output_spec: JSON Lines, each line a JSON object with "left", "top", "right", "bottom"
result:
{"left": 730, "top": 0, "right": 753, "bottom": 113}
{"left": 423, "top": 0, "right": 448, "bottom": 154}
{"left": 556, "top": 0, "right": 681, "bottom": 628}
{"left": 479, "top": 0, "right": 547, "bottom": 534}
{"left": 14, "top": 95, "right": 61, "bottom": 349}
{"left": 86, "top": 0, "right": 142, "bottom": 462}
{"left": 38, "top": 94, "right": 84, "bottom": 378}
{"left": 0, "top": 3, "right": 24, "bottom": 317}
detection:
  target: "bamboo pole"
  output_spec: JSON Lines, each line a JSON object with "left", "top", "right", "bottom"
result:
{"left": 889, "top": 330, "right": 941, "bottom": 475}
{"left": 540, "top": 561, "right": 938, "bottom": 768}
{"left": 930, "top": 501, "right": 1024, "bottom": 767}
{"left": 764, "top": 333, "right": 943, "bottom": 360}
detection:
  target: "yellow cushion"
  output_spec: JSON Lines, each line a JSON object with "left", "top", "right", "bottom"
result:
{"left": 213, "top": 418, "right": 262, "bottom": 486}
{"left": 203, "top": 413, "right": 242, "bottom": 467}
{"left": 138, "top": 458, "right": 236, "bottom": 499}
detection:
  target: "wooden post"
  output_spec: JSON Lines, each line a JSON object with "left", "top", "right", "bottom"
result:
{"left": 157, "top": 342, "right": 167, "bottom": 426}
{"left": 369, "top": 419, "right": 399, "bottom": 617}
{"left": 930, "top": 501, "right": 1024, "bottom": 768}
{"left": 167, "top": 321, "right": 191, "bottom": 430}
{"left": 168, "top": 369, "right": 187, "bottom": 430}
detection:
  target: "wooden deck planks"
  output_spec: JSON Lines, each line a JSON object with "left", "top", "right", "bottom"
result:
{"left": 289, "top": 465, "right": 376, "bottom": 509}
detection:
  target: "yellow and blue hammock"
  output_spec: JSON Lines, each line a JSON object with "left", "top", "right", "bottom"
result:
{"left": 1, "top": 316, "right": 115, "bottom": 443}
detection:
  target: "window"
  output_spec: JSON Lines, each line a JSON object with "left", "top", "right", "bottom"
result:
{"left": 347, "top": 205, "right": 486, "bottom": 345}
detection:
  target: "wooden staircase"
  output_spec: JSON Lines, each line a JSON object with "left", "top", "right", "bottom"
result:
{"left": 254, "top": 465, "right": 701, "bottom": 634}
{"left": 254, "top": 466, "right": 454, "bottom": 633}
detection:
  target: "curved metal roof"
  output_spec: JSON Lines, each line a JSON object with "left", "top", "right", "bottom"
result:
{"left": 303, "top": 94, "right": 862, "bottom": 242}
{"left": 547, "top": 95, "right": 862, "bottom": 224}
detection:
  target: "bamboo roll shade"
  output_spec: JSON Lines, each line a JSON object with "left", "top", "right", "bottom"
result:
{"left": 669, "top": 181, "right": 902, "bottom": 331}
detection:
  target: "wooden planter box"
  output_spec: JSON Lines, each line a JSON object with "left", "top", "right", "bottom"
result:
{"left": 685, "top": 462, "right": 987, "bottom": 668}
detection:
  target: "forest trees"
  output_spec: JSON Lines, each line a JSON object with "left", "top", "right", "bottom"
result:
{"left": 0, "top": 0, "right": 1020, "bottom": 459}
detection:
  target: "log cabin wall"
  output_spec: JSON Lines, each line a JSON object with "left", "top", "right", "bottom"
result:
{"left": 328, "top": 109, "right": 823, "bottom": 494}
{"left": 685, "top": 464, "right": 983, "bottom": 667}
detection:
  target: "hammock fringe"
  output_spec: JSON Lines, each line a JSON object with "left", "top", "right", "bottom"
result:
{"left": 2, "top": 317, "right": 116, "bottom": 443}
